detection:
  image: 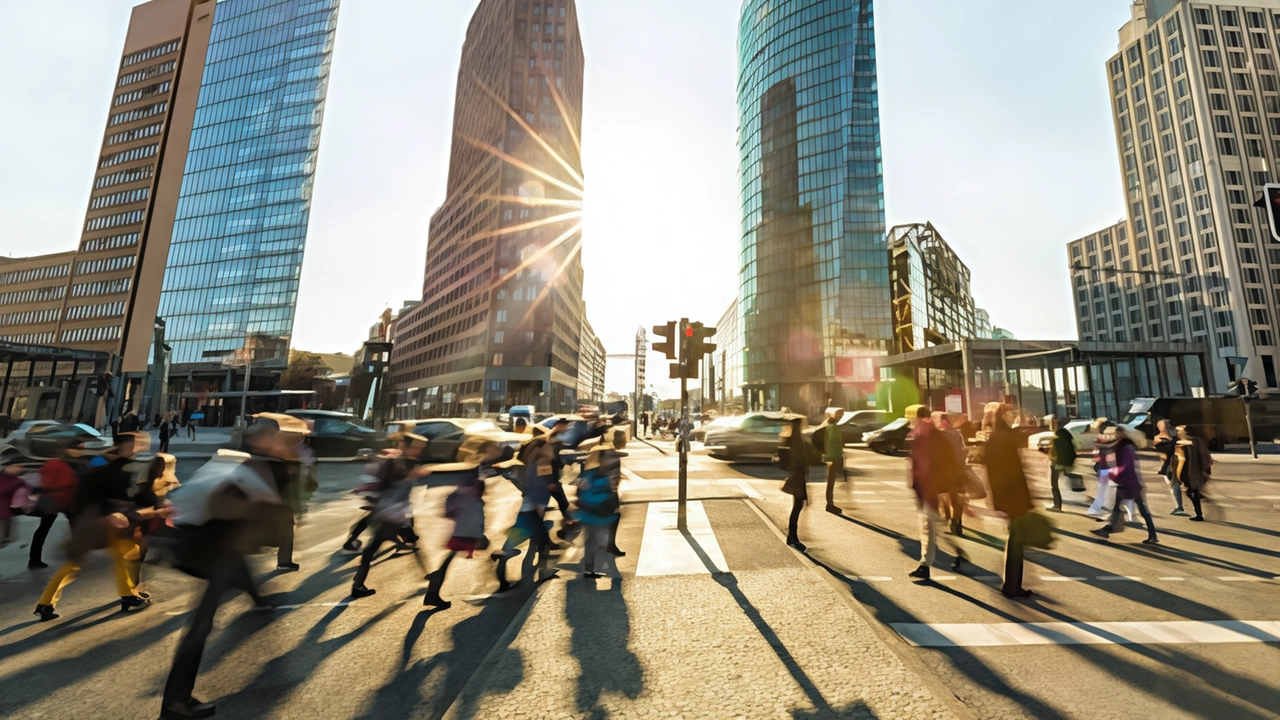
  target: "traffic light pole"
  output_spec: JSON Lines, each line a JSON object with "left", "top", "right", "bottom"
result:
{"left": 678, "top": 373, "right": 688, "bottom": 531}
{"left": 1243, "top": 396, "right": 1257, "bottom": 459}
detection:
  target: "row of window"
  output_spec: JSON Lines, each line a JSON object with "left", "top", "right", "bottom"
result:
{"left": 0, "top": 308, "right": 58, "bottom": 327}
{"left": 108, "top": 100, "right": 167, "bottom": 127}
{"left": 121, "top": 39, "right": 179, "bottom": 68}
{"left": 71, "top": 277, "right": 130, "bottom": 298}
{"left": 106, "top": 121, "right": 163, "bottom": 147}
{"left": 89, "top": 187, "right": 149, "bottom": 210}
{"left": 59, "top": 324, "right": 121, "bottom": 344}
{"left": 99, "top": 142, "right": 157, "bottom": 169}
{"left": 113, "top": 80, "right": 170, "bottom": 108}
{"left": 0, "top": 263, "right": 69, "bottom": 287}
{"left": 95, "top": 164, "right": 154, "bottom": 190}
{"left": 75, "top": 254, "right": 136, "bottom": 276}
{"left": 118, "top": 59, "right": 174, "bottom": 88}
{"left": 81, "top": 232, "right": 139, "bottom": 253}
{"left": 529, "top": 3, "right": 567, "bottom": 18}
{"left": 0, "top": 285, "right": 64, "bottom": 306}
{"left": 85, "top": 209, "right": 144, "bottom": 232}
{"left": 65, "top": 301, "right": 126, "bottom": 321}
{"left": 0, "top": 332, "right": 55, "bottom": 344}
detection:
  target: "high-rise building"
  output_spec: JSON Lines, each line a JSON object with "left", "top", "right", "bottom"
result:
{"left": 737, "top": 0, "right": 889, "bottom": 416}
{"left": 888, "top": 223, "right": 981, "bottom": 354}
{"left": 156, "top": 0, "right": 342, "bottom": 373}
{"left": 388, "top": 0, "right": 587, "bottom": 419}
{"left": 0, "top": 0, "right": 342, "bottom": 421}
{"left": 1084, "top": 0, "right": 1280, "bottom": 392}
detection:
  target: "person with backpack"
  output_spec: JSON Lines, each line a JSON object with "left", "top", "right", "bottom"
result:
{"left": 1175, "top": 425, "right": 1213, "bottom": 521}
{"left": 495, "top": 427, "right": 560, "bottom": 591}
{"left": 1046, "top": 416, "right": 1078, "bottom": 512}
{"left": 813, "top": 408, "right": 846, "bottom": 515}
{"left": 575, "top": 463, "right": 620, "bottom": 578}
{"left": 350, "top": 432, "right": 431, "bottom": 599}
{"left": 779, "top": 417, "right": 809, "bottom": 550}
{"left": 26, "top": 439, "right": 87, "bottom": 569}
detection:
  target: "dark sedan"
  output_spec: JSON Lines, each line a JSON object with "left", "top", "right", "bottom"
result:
{"left": 704, "top": 412, "right": 819, "bottom": 463}
{"left": 289, "top": 412, "right": 388, "bottom": 459}
{"left": 804, "top": 410, "right": 892, "bottom": 447}
{"left": 863, "top": 417, "right": 912, "bottom": 455}
{"left": 387, "top": 418, "right": 527, "bottom": 463}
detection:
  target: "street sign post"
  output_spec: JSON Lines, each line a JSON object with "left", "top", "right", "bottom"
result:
{"left": 654, "top": 317, "right": 717, "bottom": 531}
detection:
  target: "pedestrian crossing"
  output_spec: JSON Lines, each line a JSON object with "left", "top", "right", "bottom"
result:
{"left": 891, "top": 620, "right": 1280, "bottom": 647}
{"left": 633, "top": 501, "right": 729, "bottom": 576}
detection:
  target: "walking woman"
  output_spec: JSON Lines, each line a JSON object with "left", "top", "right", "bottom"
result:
{"left": 1090, "top": 426, "right": 1158, "bottom": 544}
{"left": 130, "top": 453, "right": 180, "bottom": 595}
{"left": 983, "top": 403, "right": 1034, "bottom": 598}
{"left": 780, "top": 417, "right": 809, "bottom": 551}
{"left": 1175, "top": 425, "right": 1213, "bottom": 521}
{"left": 1152, "top": 419, "right": 1186, "bottom": 515}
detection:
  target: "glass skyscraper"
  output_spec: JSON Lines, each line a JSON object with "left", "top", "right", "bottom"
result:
{"left": 737, "top": 0, "right": 888, "bottom": 414}
{"left": 158, "top": 0, "right": 341, "bottom": 365}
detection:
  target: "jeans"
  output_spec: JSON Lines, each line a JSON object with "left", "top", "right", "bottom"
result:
{"left": 582, "top": 523, "right": 609, "bottom": 573}
{"left": 1164, "top": 474, "right": 1184, "bottom": 511}
{"left": 351, "top": 523, "right": 401, "bottom": 588}
{"left": 786, "top": 495, "right": 803, "bottom": 544}
{"left": 162, "top": 543, "right": 252, "bottom": 708}
{"left": 918, "top": 503, "right": 961, "bottom": 567}
{"left": 1107, "top": 487, "right": 1157, "bottom": 539}
{"left": 1002, "top": 519, "right": 1025, "bottom": 595}
{"left": 29, "top": 511, "right": 65, "bottom": 563}
{"left": 825, "top": 458, "right": 843, "bottom": 507}
{"left": 1049, "top": 464, "right": 1069, "bottom": 509}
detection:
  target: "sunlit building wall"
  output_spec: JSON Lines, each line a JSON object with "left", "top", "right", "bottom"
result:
{"left": 1090, "top": 0, "right": 1280, "bottom": 392}
{"left": 887, "top": 223, "right": 979, "bottom": 355}
{"left": 387, "top": 0, "right": 587, "bottom": 418}
{"left": 737, "top": 0, "right": 889, "bottom": 416}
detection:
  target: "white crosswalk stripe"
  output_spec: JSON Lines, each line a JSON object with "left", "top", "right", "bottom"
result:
{"left": 892, "top": 620, "right": 1280, "bottom": 647}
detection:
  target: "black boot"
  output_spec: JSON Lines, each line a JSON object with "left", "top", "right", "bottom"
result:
{"left": 120, "top": 595, "right": 150, "bottom": 612}
{"left": 33, "top": 604, "right": 58, "bottom": 622}
{"left": 160, "top": 698, "right": 216, "bottom": 719}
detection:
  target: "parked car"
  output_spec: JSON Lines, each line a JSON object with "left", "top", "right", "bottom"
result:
{"left": 387, "top": 418, "right": 527, "bottom": 463}
{"left": 2, "top": 421, "right": 111, "bottom": 460}
{"left": 863, "top": 417, "right": 913, "bottom": 455}
{"left": 705, "top": 412, "right": 815, "bottom": 462}
{"left": 804, "top": 410, "right": 892, "bottom": 447}
{"left": 1026, "top": 418, "right": 1147, "bottom": 453}
{"left": 288, "top": 411, "right": 388, "bottom": 459}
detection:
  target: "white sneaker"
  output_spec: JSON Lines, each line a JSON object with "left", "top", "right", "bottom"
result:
{"left": 1171, "top": 509, "right": 1189, "bottom": 516}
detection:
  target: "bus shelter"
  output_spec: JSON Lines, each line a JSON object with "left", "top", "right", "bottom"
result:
{"left": 0, "top": 341, "right": 115, "bottom": 432}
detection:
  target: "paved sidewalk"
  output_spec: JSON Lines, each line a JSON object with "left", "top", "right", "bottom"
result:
{"left": 442, "top": 473, "right": 960, "bottom": 719}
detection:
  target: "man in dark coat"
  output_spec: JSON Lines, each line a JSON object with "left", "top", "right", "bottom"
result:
{"left": 985, "top": 403, "right": 1033, "bottom": 598}
{"left": 780, "top": 417, "right": 809, "bottom": 550}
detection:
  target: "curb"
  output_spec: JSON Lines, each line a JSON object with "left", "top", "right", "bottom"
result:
{"left": 739, "top": 496, "right": 973, "bottom": 720}
{"left": 439, "top": 582, "right": 545, "bottom": 720}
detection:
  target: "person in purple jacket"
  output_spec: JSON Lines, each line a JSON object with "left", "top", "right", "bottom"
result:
{"left": 1091, "top": 426, "right": 1159, "bottom": 545}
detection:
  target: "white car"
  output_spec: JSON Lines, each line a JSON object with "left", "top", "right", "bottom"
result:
{"left": 1027, "top": 419, "right": 1147, "bottom": 452}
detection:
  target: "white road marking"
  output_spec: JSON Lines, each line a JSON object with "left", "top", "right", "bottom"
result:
{"left": 1041, "top": 576, "right": 1087, "bottom": 581}
{"left": 1219, "top": 576, "right": 1271, "bottom": 582}
{"left": 634, "top": 501, "right": 729, "bottom": 576}
{"left": 1096, "top": 576, "right": 1142, "bottom": 581}
{"left": 1158, "top": 577, "right": 1186, "bottom": 581}
{"left": 857, "top": 576, "right": 895, "bottom": 582}
{"left": 892, "top": 620, "right": 1280, "bottom": 647}
{"left": 620, "top": 467, "right": 645, "bottom": 483}
{"left": 736, "top": 481, "right": 763, "bottom": 499}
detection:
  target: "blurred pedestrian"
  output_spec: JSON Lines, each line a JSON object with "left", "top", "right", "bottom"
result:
{"left": 1045, "top": 416, "right": 1078, "bottom": 512}
{"left": 422, "top": 442, "right": 502, "bottom": 609}
{"left": 819, "top": 407, "right": 846, "bottom": 515}
{"left": 159, "top": 444, "right": 290, "bottom": 720}
{"left": 0, "top": 463, "right": 30, "bottom": 546}
{"left": 495, "top": 428, "right": 559, "bottom": 591}
{"left": 575, "top": 457, "right": 620, "bottom": 578}
{"left": 130, "top": 453, "right": 180, "bottom": 595}
{"left": 984, "top": 403, "right": 1033, "bottom": 598}
{"left": 350, "top": 433, "right": 431, "bottom": 598}
{"left": 1091, "top": 426, "right": 1158, "bottom": 544}
{"left": 1152, "top": 419, "right": 1186, "bottom": 516}
{"left": 27, "top": 439, "right": 87, "bottom": 569}
{"left": 1175, "top": 425, "right": 1213, "bottom": 521}
{"left": 908, "top": 408, "right": 967, "bottom": 579}
{"left": 780, "top": 417, "right": 809, "bottom": 551}
{"left": 33, "top": 433, "right": 149, "bottom": 621}
{"left": 159, "top": 414, "right": 172, "bottom": 454}
{"left": 640, "top": 412, "right": 649, "bottom": 438}
{"left": 242, "top": 413, "right": 309, "bottom": 572}
{"left": 937, "top": 412, "right": 970, "bottom": 536}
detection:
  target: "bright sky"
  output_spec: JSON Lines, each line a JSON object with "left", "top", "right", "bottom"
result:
{"left": 0, "top": 1, "right": 1134, "bottom": 398}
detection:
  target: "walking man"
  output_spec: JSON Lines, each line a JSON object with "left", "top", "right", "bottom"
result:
{"left": 907, "top": 408, "right": 967, "bottom": 579}
{"left": 1046, "top": 416, "right": 1077, "bottom": 512}
{"left": 820, "top": 408, "right": 845, "bottom": 515}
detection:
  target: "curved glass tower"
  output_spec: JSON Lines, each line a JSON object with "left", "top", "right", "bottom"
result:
{"left": 738, "top": 0, "right": 888, "bottom": 414}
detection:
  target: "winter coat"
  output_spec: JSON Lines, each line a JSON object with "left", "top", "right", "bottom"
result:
{"left": 1107, "top": 439, "right": 1142, "bottom": 492}
{"left": 985, "top": 422, "right": 1032, "bottom": 519}
{"left": 1049, "top": 428, "right": 1078, "bottom": 467}
{"left": 1175, "top": 438, "right": 1212, "bottom": 491}
{"left": 1153, "top": 432, "right": 1176, "bottom": 476}
{"left": 169, "top": 450, "right": 284, "bottom": 527}
{"left": 576, "top": 470, "right": 620, "bottom": 525}
{"left": 781, "top": 431, "right": 808, "bottom": 499}
{"left": 908, "top": 421, "right": 962, "bottom": 508}
{"left": 445, "top": 478, "right": 486, "bottom": 539}
{"left": 0, "top": 472, "right": 26, "bottom": 520}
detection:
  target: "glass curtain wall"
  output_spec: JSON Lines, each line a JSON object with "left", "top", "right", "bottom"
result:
{"left": 738, "top": 0, "right": 889, "bottom": 414}
{"left": 158, "top": 0, "right": 341, "bottom": 364}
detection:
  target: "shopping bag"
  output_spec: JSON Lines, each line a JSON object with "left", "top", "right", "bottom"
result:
{"left": 1086, "top": 470, "right": 1112, "bottom": 517}
{"left": 1017, "top": 510, "right": 1055, "bottom": 549}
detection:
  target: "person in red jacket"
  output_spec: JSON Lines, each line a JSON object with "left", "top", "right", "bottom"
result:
{"left": 907, "top": 407, "right": 967, "bottom": 580}
{"left": 26, "top": 439, "right": 87, "bottom": 569}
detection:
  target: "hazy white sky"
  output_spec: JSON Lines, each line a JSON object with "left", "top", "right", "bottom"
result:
{"left": 0, "top": 1, "right": 1134, "bottom": 396}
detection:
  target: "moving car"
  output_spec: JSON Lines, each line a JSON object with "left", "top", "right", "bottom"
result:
{"left": 804, "top": 410, "right": 892, "bottom": 446}
{"left": 286, "top": 410, "right": 388, "bottom": 458}
{"left": 536, "top": 415, "right": 610, "bottom": 451}
{"left": 694, "top": 415, "right": 740, "bottom": 443}
{"left": 704, "top": 412, "right": 813, "bottom": 462}
{"left": 1026, "top": 418, "right": 1148, "bottom": 453}
{"left": 387, "top": 418, "right": 527, "bottom": 463}
{"left": 2, "top": 421, "right": 111, "bottom": 460}
{"left": 862, "top": 417, "right": 913, "bottom": 455}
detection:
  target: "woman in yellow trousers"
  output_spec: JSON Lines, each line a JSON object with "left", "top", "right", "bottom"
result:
{"left": 36, "top": 512, "right": 145, "bottom": 620}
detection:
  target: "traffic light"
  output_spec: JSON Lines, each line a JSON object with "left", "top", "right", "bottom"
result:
{"left": 1262, "top": 185, "right": 1280, "bottom": 242}
{"left": 687, "top": 322, "right": 717, "bottom": 366}
{"left": 652, "top": 322, "right": 677, "bottom": 360}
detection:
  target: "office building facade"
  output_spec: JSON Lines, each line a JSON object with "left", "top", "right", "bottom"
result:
{"left": 157, "top": 0, "right": 342, "bottom": 371}
{"left": 737, "top": 0, "right": 889, "bottom": 416}
{"left": 388, "top": 0, "right": 587, "bottom": 418}
{"left": 888, "top": 222, "right": 981, "bottom": 355}
{"left": 1085, "top": 0, "right": 1280, "bottom": 392}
